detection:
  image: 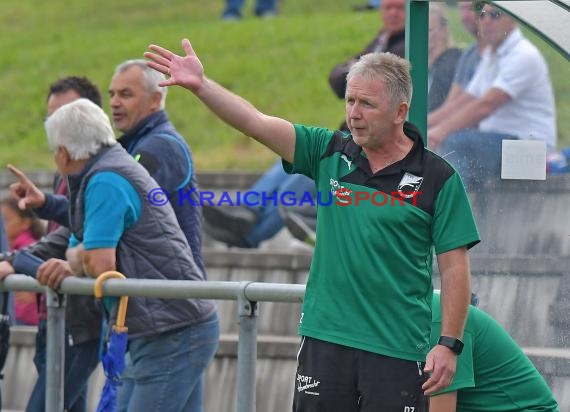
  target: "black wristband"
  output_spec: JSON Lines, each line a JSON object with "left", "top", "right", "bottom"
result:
{"left": 438, "top": 336, "right": 464, "bottom": 355}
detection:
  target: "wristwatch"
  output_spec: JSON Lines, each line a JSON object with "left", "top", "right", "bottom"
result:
{"left": 438, "top": 336, "right": 464, "bottom": 355}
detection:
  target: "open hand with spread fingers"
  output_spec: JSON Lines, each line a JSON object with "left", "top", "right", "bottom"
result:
{"left": 144, "top": 39, "right": 205, "bottom": 93}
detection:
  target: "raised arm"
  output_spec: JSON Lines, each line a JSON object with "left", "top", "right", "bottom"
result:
{"left": 144, "top": 39, "right": 296, "bottom": 163}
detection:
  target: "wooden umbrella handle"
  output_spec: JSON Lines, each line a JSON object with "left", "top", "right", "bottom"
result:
{"left": 94, "top": 271, "right": 129, "bottom": 329}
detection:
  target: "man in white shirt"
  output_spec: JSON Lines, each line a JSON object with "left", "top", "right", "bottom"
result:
{"left": 427, "top": 4, "right": 556, "bottom": 188}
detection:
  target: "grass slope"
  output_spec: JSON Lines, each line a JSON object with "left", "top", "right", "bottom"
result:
{"left": 0, "top": 1, "right": 567, "bottom": 171}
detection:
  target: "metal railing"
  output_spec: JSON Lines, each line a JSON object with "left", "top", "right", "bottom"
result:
{"left": 1, "top": 274, "right": 306, "bottom": 412}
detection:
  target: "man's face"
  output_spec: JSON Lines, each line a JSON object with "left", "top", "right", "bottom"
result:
{"left": 478, "top": 5, "right": 514, "bottom": 48}
{"left": 47, "top": 89, "right": 81, "bottom": 117}
{"left": 345, "top": 75, "right": 403, "bottom": 149}
{"left": 381, "top": 0, "right": 406, "bottom": 35}
{"left": 108, "top": 66, "right": 161, "bottom": 133}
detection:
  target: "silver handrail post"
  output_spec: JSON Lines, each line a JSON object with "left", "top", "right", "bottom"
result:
{"left": 237, "top": 281, "right": 258, "bottom": 412}
{"left": 45, "top": 289, "right": 66, "bottom": 412}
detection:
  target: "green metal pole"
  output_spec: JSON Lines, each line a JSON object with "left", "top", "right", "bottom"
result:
{"left": 406, "top": 0, "right": 429, "bottom": 142}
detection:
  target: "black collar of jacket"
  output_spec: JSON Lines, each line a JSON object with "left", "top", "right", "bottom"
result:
{"left": 387, "top": 29, "right": 405, "bottom": 47}
{"left": 341, "top": 121, "right": 425, "bottom": 176}
{"left": 118, "top": 110, "right": 169, "bottom": 152}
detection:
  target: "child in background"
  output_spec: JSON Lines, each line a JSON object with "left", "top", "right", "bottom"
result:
{"left": 0, "top": 197, "right": 45, "bottom": 325}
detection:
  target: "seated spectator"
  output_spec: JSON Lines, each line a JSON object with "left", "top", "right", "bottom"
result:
{"left": 427, "top": 4, "right": 461, "bottom": 112}
{"left": 329, "top": 0, "right": 405, "bottom": 130}
{"left": 204, "top": 158, "right": 315, "bottom": 248}
{"left": 429, "top": 291, "right": 558, "bottom": 411}
{"left": 0, "top": 197, "right": 44, "bottom": 325}
{"left": 427, "top": 5, "right": 556, "bottom": 188}
{"left": 428, "top": 1, "right": 485, "bottom": 129}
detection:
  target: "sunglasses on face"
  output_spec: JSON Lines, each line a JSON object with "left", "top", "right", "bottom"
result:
{"left": 479, "top": 9, "right": 503, "bottom": 20}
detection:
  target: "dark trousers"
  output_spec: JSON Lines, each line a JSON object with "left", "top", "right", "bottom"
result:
{"left": 293, "top": 336, "right": 429, "bottom": 412}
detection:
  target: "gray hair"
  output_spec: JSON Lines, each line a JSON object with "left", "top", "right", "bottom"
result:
{"left": 114, "top": 59, "right": 168, "bottom": 109}
{"left": 346, "top": 53, "right": 413, "bottom": 109}
{"left": 45, "top": 98, "right": 116, "bottom": 160}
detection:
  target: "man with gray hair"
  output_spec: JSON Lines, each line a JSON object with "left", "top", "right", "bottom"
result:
{"left": 146, "top": 39, "right": 480, "bottom": 410}
{"left": 3, "top": 75, "right": 104, "bottom": 412}
{"left": 45, "top": 98, "right": 218, "bottom": 411}
{"left": 9, "top": 62, "right": 217, "bottom": 411}
{"left": 30, "top": 60, "right": 206, "bottom": 276}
